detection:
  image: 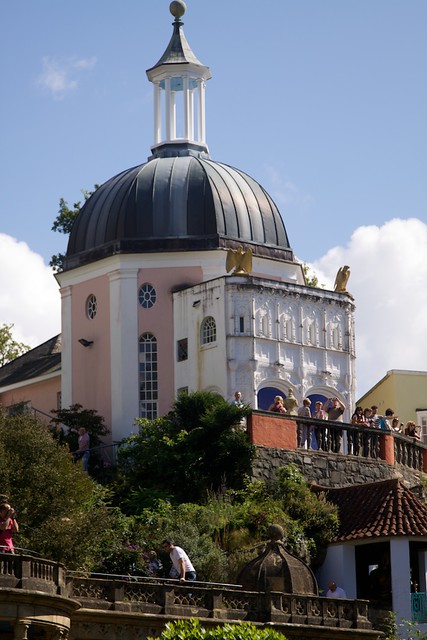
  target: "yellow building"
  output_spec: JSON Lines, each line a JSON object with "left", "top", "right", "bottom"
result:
{"left": 357, "top": 370, "right": 427, "bottom": 441}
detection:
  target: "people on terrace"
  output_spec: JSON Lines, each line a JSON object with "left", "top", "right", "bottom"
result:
{"left": 313, "top": 400, "right": 328, "bottom": 450}
{"left": 268, "top": 396, "right": 286, "bottom": 413}
{"left": 297, "top": 398, "right": 312, "bottom": 448}
{"left": 351, "top": 406, "right": 366, "bottom": 424}
{"left": 323, "top": 397, "right": 346, "bottom": 453}
{"left": 405, "top": 421, "right": 421, "bottom": 440}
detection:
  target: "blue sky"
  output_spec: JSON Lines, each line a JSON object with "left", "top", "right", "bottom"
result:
{"left": 1, "top": 1, "right": 427, "bottom": 398}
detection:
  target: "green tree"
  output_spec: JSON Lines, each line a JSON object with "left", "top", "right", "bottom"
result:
{"left": 115, "top": 391, "right": 254, "bottom": 507}
{"left": 0, "top": 411, "right": 124, "bottom": 569}
{"left": 302, "top": 263, "right": 320, "bottom": 288}
{"left": 50, "top": 186, "right": 98, "bottom": 271}
{"left": 113, "top": 465, "right": 339, "bottom": 583}
{"left": 150, "top": 618, "right": 288, "bottom": 640}
{"left": 0, "top": 323, "right": 30, "bottom": 367}
{"left": 49, "top": 403, "right": 110, "bottom": 475}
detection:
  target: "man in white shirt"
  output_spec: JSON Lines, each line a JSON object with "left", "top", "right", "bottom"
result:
{"left": 326, "top": 580, "right": 347, "bottom": 598}
{"left": 162, "top": 539, "right": 196, "bottom": 582}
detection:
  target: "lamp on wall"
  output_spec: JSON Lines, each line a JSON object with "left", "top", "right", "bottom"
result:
{"left": 78, "top": 338, "right": 94, "bottom": 347}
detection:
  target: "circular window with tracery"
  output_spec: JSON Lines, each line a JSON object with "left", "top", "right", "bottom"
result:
{"left": 138, "top": 283, "right": 157, "bottom": 309}
{"left": 86, "top": 294, "right": 97, "bottom": 320}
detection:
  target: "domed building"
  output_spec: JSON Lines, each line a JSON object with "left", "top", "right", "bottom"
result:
{"left": 51, "top": 1, "right": 356, "bottom": 442}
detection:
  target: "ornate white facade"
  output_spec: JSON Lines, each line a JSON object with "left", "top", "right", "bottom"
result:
{"left": 174, "top": 274, "right": 355, "bottom": 420}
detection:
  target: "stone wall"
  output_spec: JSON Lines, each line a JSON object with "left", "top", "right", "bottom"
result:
{"left": 251, "top": 446, "right": 425, "bottom": 489}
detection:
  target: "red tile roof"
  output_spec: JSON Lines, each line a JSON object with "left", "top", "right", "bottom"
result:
{"left": 314, "top": 479, "right": 427, "bottom": 541}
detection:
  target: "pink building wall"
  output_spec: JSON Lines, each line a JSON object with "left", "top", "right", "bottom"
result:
{"left": 70, "top": 275, "right": 112, "bottom": 430}
{"left": 0, "top": 375, "right": 61, "bottom": 424}
{"left": 137, "top": 266, "right": 203, "bottom": 417}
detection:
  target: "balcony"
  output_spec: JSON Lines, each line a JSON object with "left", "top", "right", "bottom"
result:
{"left": 247, "top": 412, "right": 427, "bottom": 474}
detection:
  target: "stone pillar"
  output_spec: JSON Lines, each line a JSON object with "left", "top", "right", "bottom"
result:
{"left": 14, "top": 622, "right": 30, "bottom": 640}
{"left": 380, "top": 432, "right": 395, "bottom": 465}
{"left": 46, "top": 630, "right": 70, "bottom": 640}
{"left": 390, "top": 538, "right": 411, "bottom": 622}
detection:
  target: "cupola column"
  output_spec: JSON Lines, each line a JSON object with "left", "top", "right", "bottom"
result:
{"left": 183, "top": 76, "right": 192, "bottom": 139}
{"left": 197, "top": 79, "right": 206, "bottom": 143}
{"left": 153, "top": 81, "right": 161, "bottom": 145}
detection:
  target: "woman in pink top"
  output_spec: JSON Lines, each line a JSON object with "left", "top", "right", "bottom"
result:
{"left": 0, "top": 502, "right": 19, "bottom": 553}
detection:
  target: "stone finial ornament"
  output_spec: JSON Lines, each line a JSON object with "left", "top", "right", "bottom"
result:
{"left": 237, "top": 524, "right": 318, "bottom": 595}
{"left": 226, "top": 245, "right": 253, "bottom": 275}
{"left": 284, "top": 388, "right": 298, "bottom": 415}
{"left": 170, "top": 1, "right": 186, "bottom": 19}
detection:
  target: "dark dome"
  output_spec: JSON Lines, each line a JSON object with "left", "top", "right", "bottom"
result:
{"left": 65, "top": 154, "right": 293, "bottom": 270}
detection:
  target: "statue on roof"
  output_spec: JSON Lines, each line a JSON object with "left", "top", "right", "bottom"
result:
{"left": 334, "top": 265, "right": 353, "bottom": 298}
{"left": 226, "top": 245, "right": 253, "bottom": 275}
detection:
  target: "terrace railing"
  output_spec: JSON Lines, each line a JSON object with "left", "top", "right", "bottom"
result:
{"left": 68, "top": 575, "right": 372, "bottom": 629}
{"left": 247, "top": 412, "right": 427, "bottom": 474}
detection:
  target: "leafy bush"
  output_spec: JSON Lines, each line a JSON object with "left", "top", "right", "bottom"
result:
{"left": 115, "top": 391, "right": 254, "bottom": 507}
{"left": 0, "top": 412, "right": 123, "bottom": 569}
{"left": 150, "top": 619, "right": 288, "bottom": 640}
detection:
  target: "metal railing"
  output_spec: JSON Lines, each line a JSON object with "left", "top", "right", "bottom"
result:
{"left": 412, "top": 592, "right": 427, "bottom": 623}
{"left": 269, "top": 414, "right": 426, "bottom": 472}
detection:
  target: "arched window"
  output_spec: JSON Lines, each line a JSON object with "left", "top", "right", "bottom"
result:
{"left": 139, "top": 333, "right": 158, "bottom": 419}
{"left": 200, "top": 316, "right": 216, "bottom": 345}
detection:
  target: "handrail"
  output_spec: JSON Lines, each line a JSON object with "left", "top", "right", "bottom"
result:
{"left": 248, "top": 411, "right": 427, "bottom": 472}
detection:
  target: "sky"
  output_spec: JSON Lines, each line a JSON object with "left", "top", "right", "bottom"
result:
{"left": 1, "top": 0, "right": 426, "bottom": 399}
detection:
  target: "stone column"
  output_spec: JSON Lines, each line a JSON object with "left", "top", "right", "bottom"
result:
{"left": 14, "top": 622, "right": 30, "bottom": 640}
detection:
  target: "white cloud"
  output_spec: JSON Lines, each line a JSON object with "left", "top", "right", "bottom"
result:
{"left": 0, "top": 234, "right": 60, "bottom": 348}
{"left": 310, "top": 218, "right": 427, "bottom": 398}
{"left": 36, "top": 55, "right": 97, "bottom": 99}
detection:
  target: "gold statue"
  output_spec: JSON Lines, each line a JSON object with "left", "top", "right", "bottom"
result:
{"left": 226, "top": 245, "right": 253, "bottom": 275}
{"left": 334, "top": 265, "right": 352, "bottom": 297}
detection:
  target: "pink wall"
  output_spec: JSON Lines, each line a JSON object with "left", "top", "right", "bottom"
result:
{"left": 137, "top": 266, "right": 203, "bottom": 417}
{"left": 70, "top": 275, "right": 112, "bottom": 429}
{"left": 0, "top": 376, "right": 61, "bottom": 424}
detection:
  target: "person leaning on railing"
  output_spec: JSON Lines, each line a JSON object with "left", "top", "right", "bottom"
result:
{"left": 405, "top": 421, "right": 421, "bottom": 441}
{"left": 0, "top": 502, "right": 19, "bottom": 553}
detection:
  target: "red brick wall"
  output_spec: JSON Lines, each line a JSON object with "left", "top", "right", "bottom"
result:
{"left": 247, "top": 413, "right": 297, "bottom": 449}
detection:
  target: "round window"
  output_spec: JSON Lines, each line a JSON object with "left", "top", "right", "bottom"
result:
{"left": 86, "top": 294, "right": 97, "bottom": 320}
{"left": 138, "top": 283, "right": 157, "bottom": 309}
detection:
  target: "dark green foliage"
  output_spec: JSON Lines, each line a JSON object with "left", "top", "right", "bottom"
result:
{"left": 302, "top": 263, "right": 320, "bottom": 288}
{"left": 112, "top": 465, "right": 339, "bottom": 583}
{"left": 150, "top": 618, "right": 288, "bottom": 640}
{"left": 116, "top": 391, "right": 254, "bottom": 507}
{"left": 268, "top": 465, "right": 339, "bottom": 567}
{"left": 0, "top": 412, "right": 124, "bottom": 569}
{"left": 50, "top": 186, "right": 99, "bottom": 271}
{"left": 49, "top": 403, "right": 109, "bottom": 473}
{"left": 0, "top": 323, "right": 30, "bottom": 367}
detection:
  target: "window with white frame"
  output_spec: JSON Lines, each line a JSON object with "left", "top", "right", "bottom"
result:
{"left": 86, "top": 294, "right": 97, "bottom": 320}
{"left": 138, "top": 283, "right": 157, "bottom": 309}
{"left": 139, "top": 333, "right": 158, "bottom": 419}
{"left": 416, "top": 410, "right": 427, "bottom": 443}
{"left": 200, "top": 316, "right": 216, "bottom": 345}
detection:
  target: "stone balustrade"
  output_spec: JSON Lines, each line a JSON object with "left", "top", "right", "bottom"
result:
{"left": 0, "top": 554, "right": 383, "bottom": 639}
{"left": 68, "top": 575, "right": 372, "bottom": 630}
{"left": 247, "top": 412, "right": 427, "bottom": 474}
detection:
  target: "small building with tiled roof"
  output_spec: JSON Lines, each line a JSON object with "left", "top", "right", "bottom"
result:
{"left": 314, "top": 479, "right": 427, "bottom": 627}
{"left": 0, "top": 335, "right": 61, "bottom": 421}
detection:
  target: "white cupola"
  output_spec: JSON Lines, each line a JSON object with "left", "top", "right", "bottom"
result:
{"left": 146, "top": 1, "right": 212, "bottom": 157}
